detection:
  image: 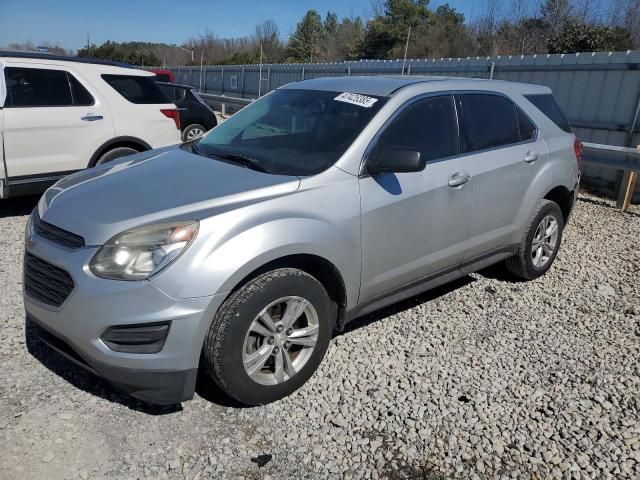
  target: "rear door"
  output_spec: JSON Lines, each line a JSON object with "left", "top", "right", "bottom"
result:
{"left": 456, "top": 93, "right": 550, "bottom": 261}
{"left": 2, "top": 64, "right": 114, "bottom": 180}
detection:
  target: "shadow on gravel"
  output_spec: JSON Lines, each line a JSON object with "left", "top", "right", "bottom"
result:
{"left": 338, "top": 276, "right": 476, "bottom": 336}
{"left": 25, "top": 319, "right": 182, "bottom": 415}
{"left": 194, "top": 370, "right": 248, "bottom": 408}
{"left": 0, "top": 195, "right": 39, "bottom": 218}
{"left": 475, "top": 262, "right": 526, "bottom": 283}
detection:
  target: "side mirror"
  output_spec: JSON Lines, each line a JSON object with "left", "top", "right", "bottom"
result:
{"left": 366, "top": 147, "right": 425, "bottom": 175}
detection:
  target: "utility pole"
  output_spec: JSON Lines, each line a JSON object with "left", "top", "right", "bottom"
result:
{"left": 401, "top": 25, "right": 411, "bottom": 75}
{"left": 258, "top": 42, "right": 263, "bottom": 97}
{"left": 199, "top": 50, "right": 204, "bottom": 92}
{"left": 85, "top": 31, "right": 91, "bottom": 49}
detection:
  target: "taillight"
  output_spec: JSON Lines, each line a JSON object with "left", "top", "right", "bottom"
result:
{"left": 573, "top": 138, "right": 582, "bottom": 169}
{"left": 160, "top": 108, "right": 180, "bottom": 130}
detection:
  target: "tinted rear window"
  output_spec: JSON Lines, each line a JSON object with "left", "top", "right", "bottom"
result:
{"left": 5, "top": 67, "right": 94, "bottom": 107}
{"left": 158, "top": 84, "right": 186, "bottom": 102}
{"left": 517, "top": 108, "right": 536, "bottom": 141}
{"left": 102, "top": 74, "right": 169, "bottom": 104}
{"left": 459, "top": 94, "right": 521, "bottom": 152}
{"left": 68, "top": 74, "right": 94, "bottom": 106}
{"left": 524, "top": 94, "right": 572, "bottom": 133}
{"left": 5, "top": 67, "right": 72, "bottom": 107}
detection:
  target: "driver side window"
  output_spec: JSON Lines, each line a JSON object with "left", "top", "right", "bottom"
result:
{"left": 372, "top": 95, "right": 459, "bottom": 163}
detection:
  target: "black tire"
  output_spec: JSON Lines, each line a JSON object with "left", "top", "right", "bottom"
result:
{"left": 203, "top": 268, "right": 334, "bottom": 406}
{"left": 96, "top": 146, "right": 139, "bottom": 165}
{"left": 505, "top": 199, "right": 564, "bottom": 280}
{"left": 182, "top": 123, "right": 207, "bottom": 142}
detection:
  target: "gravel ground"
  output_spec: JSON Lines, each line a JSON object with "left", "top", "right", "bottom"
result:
{"left": 1, "top": 193, "right": 639, "bottom": 480}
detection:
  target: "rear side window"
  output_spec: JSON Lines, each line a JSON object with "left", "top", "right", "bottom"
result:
{"left": 458, "top": 94, "right": 521, "bottom": 152}
{"left": 68, "top": 74, "right": 94, "bottom": 106}
{"left": 517, "top": 109, "right": 536, "bottom": 141}
{"left": 524, "top": 94, "right": 572, "bottom": 133}
{"left": 4, "top": 67, "right": 94, "bottom": 107}
{"left": 102, "top": 74, "right": 169, "bottom": 104}
{"left": 373, "top": 95, "right": 459, "bottom": 163}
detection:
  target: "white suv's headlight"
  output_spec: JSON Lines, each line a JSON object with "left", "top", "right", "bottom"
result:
{"left": 90, "top": 221, "right": 198, "bottom": 280}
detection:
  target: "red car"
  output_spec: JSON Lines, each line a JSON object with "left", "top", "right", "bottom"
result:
{"left": 150, "top": 69, "right": 175, "bottom": 83}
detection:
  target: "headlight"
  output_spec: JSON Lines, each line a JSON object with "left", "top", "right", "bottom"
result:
{"left": 90, "top": 221, "right": 198, "bottom": 280}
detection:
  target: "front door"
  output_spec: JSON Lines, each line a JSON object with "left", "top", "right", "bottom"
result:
{"left": 2, "top": 64, "right": 114, "bottom": 180}
{"left": 359, "top": 95, "right": 473, "bottom": 303}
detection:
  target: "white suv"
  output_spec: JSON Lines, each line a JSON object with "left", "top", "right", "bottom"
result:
{"left": 0, "top": 52, "right": 181, "bottom": 198}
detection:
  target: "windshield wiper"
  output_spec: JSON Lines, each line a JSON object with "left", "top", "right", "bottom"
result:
{"left": 187, "top": 142, "right": 269, "bottom": 173}
{"left": 213, "top": 153, "right": 269, "bottom": 173}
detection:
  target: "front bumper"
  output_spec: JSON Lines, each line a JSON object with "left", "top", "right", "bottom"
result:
{"left": 23, "top": 228, "right": 225, "bottom": 405}
{"left": 28, "top": 316, "right": 198, "bottom": 405}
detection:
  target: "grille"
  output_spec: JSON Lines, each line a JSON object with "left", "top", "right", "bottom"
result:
{"left": 32, "top": 210, "right": 85, "bottom": 249}
{"left": 24, "top": 252, "right": 75, "bottom": 307}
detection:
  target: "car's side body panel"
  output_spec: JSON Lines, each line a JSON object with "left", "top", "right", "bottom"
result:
{"left": 150, "top": 166, "right": 362, "bottom": 309}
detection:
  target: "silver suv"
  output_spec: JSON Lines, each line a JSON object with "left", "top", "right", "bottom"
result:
{"left": 24, "top": 76, "right": 580, "bottom": 405}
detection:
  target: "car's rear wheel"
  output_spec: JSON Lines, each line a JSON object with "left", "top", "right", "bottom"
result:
{"left": 203, "top": 268, "right": 333, "bottom": 405}
{"left": 505, "top": 199, "right": 564, "bottom": 280}
{"left": 96, "top": 146, "right": 139, "bottom": 165}
{"left": 182, "top": 124, "right": 206, "bottom": 142}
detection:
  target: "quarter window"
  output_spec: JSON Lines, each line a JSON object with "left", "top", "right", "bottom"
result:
{"left": 458, "top": 94, "right": 523, "bottom": 152}
{"left": 371, "top": 95, "right": 459, "bottom": 164}
{"left": 524, "top": 94, "right": 572, "bottom": 133}
{"left": 102, "top": 74, "right": 169, "bottom": 104}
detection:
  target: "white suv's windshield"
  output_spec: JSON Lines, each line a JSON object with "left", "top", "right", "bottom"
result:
{"left": 195, "top": 89, "right": 387, "bottom": 176}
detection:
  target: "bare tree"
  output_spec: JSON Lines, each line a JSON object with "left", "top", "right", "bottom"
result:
{"left": 254, "top": 20, "right": 284, "bottom": 63}
{"left": 609, "top": 0, "right": 640, "bottom": 46}
{"left": 471, "top": 0, "right": 501, "bottom": 55}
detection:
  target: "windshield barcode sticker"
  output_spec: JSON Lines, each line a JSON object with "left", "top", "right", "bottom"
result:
{"left": 334, "top": 92, "right": 378, "bottom": 108}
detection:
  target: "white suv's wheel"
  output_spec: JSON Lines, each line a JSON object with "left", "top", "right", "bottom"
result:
{"left": 203, "top": 268, "right": 333, "bottom": 405}
{"left": 96, "top": 147, "right": 138, "bottom": 165}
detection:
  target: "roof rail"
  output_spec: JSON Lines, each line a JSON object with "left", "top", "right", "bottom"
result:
{"left": 0, "top": 50, "right": 133, "bottom": 68}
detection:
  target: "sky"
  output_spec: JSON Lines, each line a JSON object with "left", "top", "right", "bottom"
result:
{"left": 0, "top": 0, "right": 484, "bottom": 52}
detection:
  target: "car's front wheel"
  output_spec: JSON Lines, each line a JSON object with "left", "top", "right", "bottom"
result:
{"left": 203, "top": 268, "right": 333, "bottom": 405}
{"left": 505, "top": 199, "right": 564, "bottom": 280}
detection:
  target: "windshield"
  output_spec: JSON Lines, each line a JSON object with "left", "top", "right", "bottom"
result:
{"left": 195, "top": 89, "right": 387, "bottom": 176}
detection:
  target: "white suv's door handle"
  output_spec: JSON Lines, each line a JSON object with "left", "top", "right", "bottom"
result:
{"left": 448, "top": 172, "right": 470, "bottom": 187}
{"left": 81, "top": 114, "right": 103, "bottom": 122}
{"left": 524, "top": 151, "right": 539, "bottom": 163}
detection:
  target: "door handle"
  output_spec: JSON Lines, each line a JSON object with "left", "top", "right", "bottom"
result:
{"left": 81, "top": 114, "right": 103, "bottom": 122}
{"left": 524, "top": 151, "right": 539, "bottom": 163}
{"left": 448, "top": 172, "right": 470, "bottom": 187}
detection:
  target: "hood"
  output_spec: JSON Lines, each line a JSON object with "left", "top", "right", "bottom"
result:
{"left": 39, "top": 146, "right": 300, "bottom": 245}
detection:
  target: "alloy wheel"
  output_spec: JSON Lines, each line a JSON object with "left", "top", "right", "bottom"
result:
{"left": 186, "top": 127, "right": 205, "bottom": 140}
{"left": 242, "top": 296, "right": 319, "bottom": 385}
{"left": 531, "top": 214, "right": 559, "bottom": 268}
